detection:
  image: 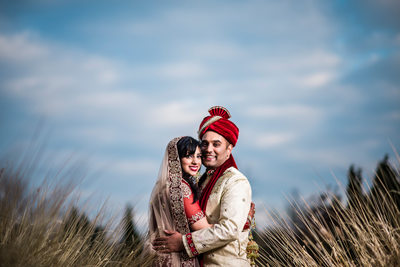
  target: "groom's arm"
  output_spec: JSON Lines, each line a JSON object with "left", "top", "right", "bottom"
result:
{"left": 182, "top": 176, "right": 252, "bottom": 257}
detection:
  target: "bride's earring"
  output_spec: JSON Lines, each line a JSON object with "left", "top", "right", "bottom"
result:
{"left": 194, "top": 170, "right": 201, "bottom": 183}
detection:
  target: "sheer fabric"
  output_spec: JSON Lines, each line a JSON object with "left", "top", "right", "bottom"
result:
{"left": 145, "top": 137, "right": 200, "bottom": 267}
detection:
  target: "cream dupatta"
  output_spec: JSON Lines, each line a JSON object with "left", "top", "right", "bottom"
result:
{"left": 145, "top": 137, "right": 198, "bottom": 267}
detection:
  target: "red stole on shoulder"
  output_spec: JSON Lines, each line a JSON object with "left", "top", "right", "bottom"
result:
{"left": 199, "top": 155, "right": 237, "bottom": 211}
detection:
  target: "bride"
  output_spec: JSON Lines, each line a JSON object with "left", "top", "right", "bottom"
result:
{"left": 146, "top": 136, "right": 212, "bottom": 266}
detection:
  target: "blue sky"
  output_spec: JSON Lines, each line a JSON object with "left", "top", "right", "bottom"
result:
{"left": 1, "top": 0, "right": 399, "bottom": 228}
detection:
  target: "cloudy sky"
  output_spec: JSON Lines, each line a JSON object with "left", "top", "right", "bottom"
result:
{"left": 1, "top": 0, "right": 399, "bottom": 228}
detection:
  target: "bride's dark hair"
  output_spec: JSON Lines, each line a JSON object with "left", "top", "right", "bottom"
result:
{"left": 177, "top": 136, "right": 201, "bottom": 203}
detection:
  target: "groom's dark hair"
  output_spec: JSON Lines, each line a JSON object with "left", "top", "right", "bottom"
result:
{"left": 177, "top": 136, "right": 201, "bottom": 203}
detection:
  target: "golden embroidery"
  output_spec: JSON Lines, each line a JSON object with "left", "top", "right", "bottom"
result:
{"left": 209, "top": 168, "right": 232, "bottom": 194}
{"left": 188, "top": 211, "right": 205, "bottom": 225}
{"left": 181, "top": 181, "right": 192, "bottom": 199}
{"left": 166, "top": 137, "right": 195, "bottom": 266}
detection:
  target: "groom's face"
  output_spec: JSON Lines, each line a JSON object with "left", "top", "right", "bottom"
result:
{"left": 200, "top": 131, "right": 233, "bottom": 169}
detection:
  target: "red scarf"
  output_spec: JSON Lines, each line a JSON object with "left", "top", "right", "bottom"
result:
{"left": 198, "top": 155, "right": 237, "bottom": 267}
{"left": 199, "top": 155, "right": 237, "bottom": 211}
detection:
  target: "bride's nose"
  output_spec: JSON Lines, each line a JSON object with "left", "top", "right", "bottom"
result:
{"left": 191, "top": 156, "right": 200, "bottom": 164}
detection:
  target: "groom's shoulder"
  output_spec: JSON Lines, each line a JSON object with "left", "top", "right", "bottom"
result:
{"left": 221, "top": 167, "right": 251, "bottom": 195}
{"left": 224, "top": 167, "right": 249, "bottom": 183}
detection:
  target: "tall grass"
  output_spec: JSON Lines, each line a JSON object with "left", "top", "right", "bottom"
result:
{"left": 1, "top": 147, "right": 399, "bottom": 266}
{"left": 0, "top": 161, "right": 153, "bottom": 266}
{"left": 255, "top": 157, "right": 400, "bottom": 267}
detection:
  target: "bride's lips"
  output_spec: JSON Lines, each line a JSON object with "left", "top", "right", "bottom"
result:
{"left": 189, "top": 166, "right": 198, "bottom": 172}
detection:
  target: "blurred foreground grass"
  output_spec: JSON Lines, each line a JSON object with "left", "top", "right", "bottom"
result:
{"left": 0, "top": 151, "right": 399, "bottom": 266}
{"left": 255, "top": 154, "right": 400, "bottom": 267}
{"left": 0, "top": 159, "right": 153, "bottom": 266}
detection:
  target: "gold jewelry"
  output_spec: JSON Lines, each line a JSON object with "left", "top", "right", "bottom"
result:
{"left": 246, "top": 208, "right": 259, "bottom": 266}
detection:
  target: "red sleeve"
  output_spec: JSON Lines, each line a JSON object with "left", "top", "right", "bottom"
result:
{"left": 181, "top": 180, "right": 205, "bottom": 225}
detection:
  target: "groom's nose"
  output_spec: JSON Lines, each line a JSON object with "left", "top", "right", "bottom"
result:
{"left": 204, "top": 143, "right": 212, "bottom": 153}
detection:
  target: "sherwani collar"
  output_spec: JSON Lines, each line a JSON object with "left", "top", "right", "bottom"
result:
{"left": 199, "top": 155, "right": 237, "bottom": 211}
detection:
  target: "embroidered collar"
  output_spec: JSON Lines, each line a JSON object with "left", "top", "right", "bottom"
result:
{"left": 206, "top": 169, "right": 215, "bottom": 176}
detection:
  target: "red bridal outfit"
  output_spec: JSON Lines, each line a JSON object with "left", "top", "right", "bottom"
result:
{"left": 182, "top": 179, "right": 205, "bottom": 225}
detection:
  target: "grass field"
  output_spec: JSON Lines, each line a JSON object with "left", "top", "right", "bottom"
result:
{"left": 1, "top": 153, "right": 399, "bottom": 266}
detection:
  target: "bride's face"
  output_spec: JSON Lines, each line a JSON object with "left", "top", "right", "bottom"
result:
{"left": 181, "top": 146, "right": 202, "bottom": 176}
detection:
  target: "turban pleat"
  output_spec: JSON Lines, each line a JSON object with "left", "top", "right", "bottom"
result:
{"left": 198, "top": 106, "right": 239, "bottom": 146}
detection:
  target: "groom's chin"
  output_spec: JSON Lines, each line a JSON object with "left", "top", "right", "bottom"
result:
{"left": 203, "top": 162, "right": 216, "bottom": 169}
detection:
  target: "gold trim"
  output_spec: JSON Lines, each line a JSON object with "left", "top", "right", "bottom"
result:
{"left": 166, "top": 138, "right": 195, "bottom": 265}
{"left": 198, "top": 116, "right": 222, "bottom": 138}
{"left": 208, "top": 106, "right": 231, "bottom": 119}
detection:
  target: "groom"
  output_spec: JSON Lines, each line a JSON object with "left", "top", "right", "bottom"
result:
{"left": 154, "top": 106, "right": 252, "bottom": 266}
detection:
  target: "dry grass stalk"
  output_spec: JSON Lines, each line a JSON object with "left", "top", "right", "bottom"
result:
{"left": 0, "top": 162, "right": 153, "bottom": 266}
{"left": 256, "top": 159, "right": 400, "bottom": 267}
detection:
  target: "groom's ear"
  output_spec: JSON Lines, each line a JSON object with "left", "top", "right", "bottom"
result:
{"left": 226, "top": 143, "right": 233, "bottom": 156}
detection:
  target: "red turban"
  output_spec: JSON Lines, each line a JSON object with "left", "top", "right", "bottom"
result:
{"left": 198, "top": 106, "right": 239, "bottom": 146}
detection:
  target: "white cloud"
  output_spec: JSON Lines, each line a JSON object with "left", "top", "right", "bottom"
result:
{"left": 301, "top": 72, "right": 336, "bottom": 88}
{"left": 77, "top": 90, "right": 141, "bottom": 110}
{"left": 253, "top": 132, "right": 296, "bottom": 148}
{"left": 79, "top": 57, "right": 120, "bottom": 84}
{"left": 2, "top": 0, "right": 398, "bottom": 224}
{"left": 247, "top": 105, "right": 321, "bottom": 120}
{"left": 68, "top": 126, "right": 125, "bottom": 144}
{"left": 0, "top": 32, "right": 213, "bottom": 139}
{"left": 149, "top": 102, "right": 203, "bottom": 127}
{"left": 252, "top": 199, "right": 286, "bottom": 229}
{"left": 183, "top": 42, "right": 246, "bottom": 60}
{"left": 106, "top": 159, "right": 159, "bottom": 177}
{"left": 253, "top": 51, "right": 341, "bottom": 73}
{"left": 1, "top": 32, "right": 141, "bottom": 118}
{"left": 285, "top": 141, "right": 382, "bottom": 168}
{"left": 0, "top": 32, "right": 48, "bottom": 62}
{"left": 242, "top": 104, "right": 325, "bottom": 151}
{"left": 158, "top": 61, "right": 208, "bottom": 79}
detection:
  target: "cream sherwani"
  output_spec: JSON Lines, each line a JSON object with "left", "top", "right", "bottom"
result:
{"left": 182, "top": 167, "right": 252, "bottom": 266}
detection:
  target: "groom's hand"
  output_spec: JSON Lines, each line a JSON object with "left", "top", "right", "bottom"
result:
{"left": 152, "top": 230, "right": 183, "bottom": 253}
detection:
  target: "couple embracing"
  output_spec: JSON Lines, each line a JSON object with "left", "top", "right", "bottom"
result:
{"left": 147, "top": 106, "right": 254, "bottom": 266}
